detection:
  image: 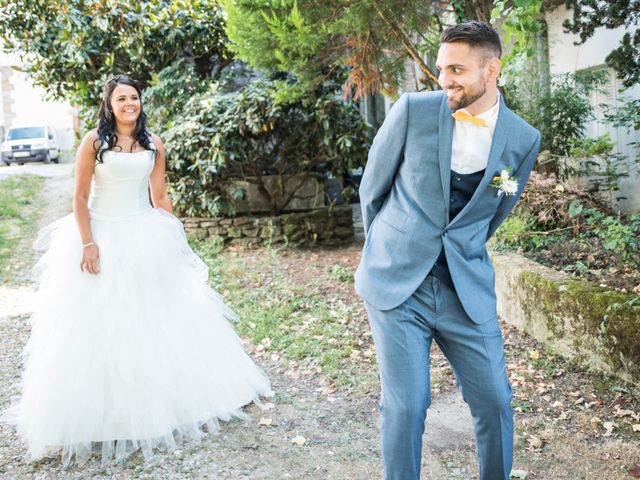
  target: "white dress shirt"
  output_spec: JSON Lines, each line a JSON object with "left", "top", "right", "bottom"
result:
{"left": 450, "top": 94, "right": 500, "bottom": 174}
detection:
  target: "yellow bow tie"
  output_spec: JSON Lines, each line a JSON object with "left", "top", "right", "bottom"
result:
{"left": 452, "top": 110, "right": 489, "bottom": 127}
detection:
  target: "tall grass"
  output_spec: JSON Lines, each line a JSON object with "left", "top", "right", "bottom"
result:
{"left": 0, "top": 175, "right": 44, "bottom": 281}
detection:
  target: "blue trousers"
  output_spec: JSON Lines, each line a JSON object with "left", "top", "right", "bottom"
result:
{"left": 365, "top": 274, "right": 513, "bottom": 480}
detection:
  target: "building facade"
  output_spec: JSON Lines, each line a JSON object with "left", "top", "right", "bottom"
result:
{"left": 546, "top": 4, "right": 639, "bottom": 213}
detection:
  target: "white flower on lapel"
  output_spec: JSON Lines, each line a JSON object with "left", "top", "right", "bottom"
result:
{"left": 490, "top": 169, "right": 519, "bottom": 197}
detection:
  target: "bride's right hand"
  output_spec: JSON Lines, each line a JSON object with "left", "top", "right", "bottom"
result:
{"left": 80, "top": 244, "right": 100, "bottom": 275}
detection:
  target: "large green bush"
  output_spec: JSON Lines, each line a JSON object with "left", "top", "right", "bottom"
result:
{"left": 143, "top": 59, "right": 210, "bottom": 133}
{"left": 163, "top": 78, "right": 371, "bottom": 216}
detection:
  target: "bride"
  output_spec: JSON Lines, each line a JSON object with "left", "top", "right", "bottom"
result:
{"left": 2, "top": 74, "right": 272, "bottom": 466}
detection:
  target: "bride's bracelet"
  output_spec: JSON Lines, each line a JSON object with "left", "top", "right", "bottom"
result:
{"left": 83, "top": 241, "right": 96, "bottom": 248}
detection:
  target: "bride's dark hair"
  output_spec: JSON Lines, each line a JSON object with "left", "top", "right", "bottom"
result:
{"left": 94, "top": 74, "right": 155, "bottom": 163}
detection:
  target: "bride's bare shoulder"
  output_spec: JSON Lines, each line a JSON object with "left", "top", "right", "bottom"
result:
{"left": 78, "top": 129, "right": 101, "bottom": 152}
{"left": 75, "top": 130, "right": 103, "bottom": 161}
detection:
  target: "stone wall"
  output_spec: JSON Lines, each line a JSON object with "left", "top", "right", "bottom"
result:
{"left": 181, "top": 205, "right": 354, "bottom": 247}
{"left": 493, "top": 252, "right": 640, "bottom": 387}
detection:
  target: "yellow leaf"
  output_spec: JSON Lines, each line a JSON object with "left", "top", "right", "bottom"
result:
{"left": 528, "top": 350, "right": 540, "bottom": 361}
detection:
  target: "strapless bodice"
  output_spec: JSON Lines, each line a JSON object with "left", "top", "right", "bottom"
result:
{"left": 88, "top": 150, "right": 155, "bottom": 219}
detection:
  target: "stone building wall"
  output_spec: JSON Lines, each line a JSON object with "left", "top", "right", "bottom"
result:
{"left": 182, "top": 206, "right": 354, "bottom": 247}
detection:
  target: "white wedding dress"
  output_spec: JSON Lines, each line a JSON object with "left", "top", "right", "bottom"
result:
{"left": 2, "top": 148, "right": 272, "bottom": 466}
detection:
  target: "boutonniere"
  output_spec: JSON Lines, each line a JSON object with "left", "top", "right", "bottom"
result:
{"left": 489, "top": 169, "right": 519, "bottom": 197}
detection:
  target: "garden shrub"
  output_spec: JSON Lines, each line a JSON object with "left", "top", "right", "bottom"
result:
{"left": 163, "top": 77, "right": 371, "bottom": 217}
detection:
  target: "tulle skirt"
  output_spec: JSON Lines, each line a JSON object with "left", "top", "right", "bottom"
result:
{"left": 2, "top": 208, "right": 272, "bottom": 466}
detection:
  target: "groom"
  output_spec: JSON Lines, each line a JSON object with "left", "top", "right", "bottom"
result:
{"left": 355, "top": 21, "right": 541, "bottom": 480}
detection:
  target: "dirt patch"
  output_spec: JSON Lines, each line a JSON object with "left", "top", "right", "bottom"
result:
{"left": 498, "top": 172, "right": 640, "bottom": 293}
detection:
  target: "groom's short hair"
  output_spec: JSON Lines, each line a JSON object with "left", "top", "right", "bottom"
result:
{"left": 440, "top": 21, "right": 502, "bottom": 60}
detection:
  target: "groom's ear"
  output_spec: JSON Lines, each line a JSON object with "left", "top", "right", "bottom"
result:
{"left": 485, "top": 57, "right": 501, "bottom": 82}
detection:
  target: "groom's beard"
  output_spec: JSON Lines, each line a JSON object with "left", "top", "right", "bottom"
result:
{"left": 446, "top": 83, "right": 487, "bottom": 111}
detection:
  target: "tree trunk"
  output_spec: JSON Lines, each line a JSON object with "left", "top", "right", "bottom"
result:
{"left": 463, "top": 0, "right": 495, "bottom": 23}
{"left": 371, "top": 1, "right": 439, "bottom": 86}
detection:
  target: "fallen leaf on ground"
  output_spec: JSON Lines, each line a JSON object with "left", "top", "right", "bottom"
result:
{"left": 528, "top": 350, "right": 540, "bottom": 361}
{"left": 321, "top": 384, "right": 337, "bottom": 395}
{"left": 632, "top": 424, "right": 640, "bottom": 432}
{"left": 291, "top": 435, "right": 306, "bottom": 446}
{"left": 527, "top": 435, "right": 544, "bottom": 449}
{"left": 615, "top": 406, "right": 638, "bottom": 419}
{"left": 602, "top": 421, "right": 616, "bottom": 437}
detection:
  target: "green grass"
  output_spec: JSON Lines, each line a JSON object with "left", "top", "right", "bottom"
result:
{"left": 325, "top": 263, "right": 354, "bottom": 283}
{"left": 191, "top": 239, "right": 377, "bottom": 393}
{"left": 0, "top": 175, "right": 45, "bottom": 281}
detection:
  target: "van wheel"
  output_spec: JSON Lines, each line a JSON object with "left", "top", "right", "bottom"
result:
{"left": 52, "top": 155, "right": 59, "bottom": 164}
{"left": 44, "top": 153, "right": 51, "bottom": 164}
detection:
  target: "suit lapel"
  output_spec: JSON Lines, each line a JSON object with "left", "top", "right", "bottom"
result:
{"left": 438, "top": 95, "right": 454, "bottom": 211}
{"left": 447, "top": 98, "right": 513, "bottom": 228}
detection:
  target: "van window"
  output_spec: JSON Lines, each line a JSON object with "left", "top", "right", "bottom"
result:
{"left": 7, "top": 127, "right": 45, "bottom": 140}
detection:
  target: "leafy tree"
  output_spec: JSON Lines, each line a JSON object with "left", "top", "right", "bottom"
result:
{"left": 222, "top": 0, "right": 442, "bottom": 99}
{"left": 0, "top": 0, "right": 229, "bottom": 109}
{"left": 563, "top": 0, "right": 639, "bottom": 88}
{"left": 222, "top": 0, "right": 544, "bottom": 99}
{"left": 491, "top": 0, "right": 543, "bottom": 82}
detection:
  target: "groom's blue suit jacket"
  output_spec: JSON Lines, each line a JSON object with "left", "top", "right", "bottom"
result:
{"left": 354, "top": 91, "right": 541, "bottom": 324}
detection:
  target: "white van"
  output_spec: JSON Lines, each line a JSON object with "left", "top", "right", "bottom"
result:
{"left": 1, "top": 125, "right": 60, "bottom": 165}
